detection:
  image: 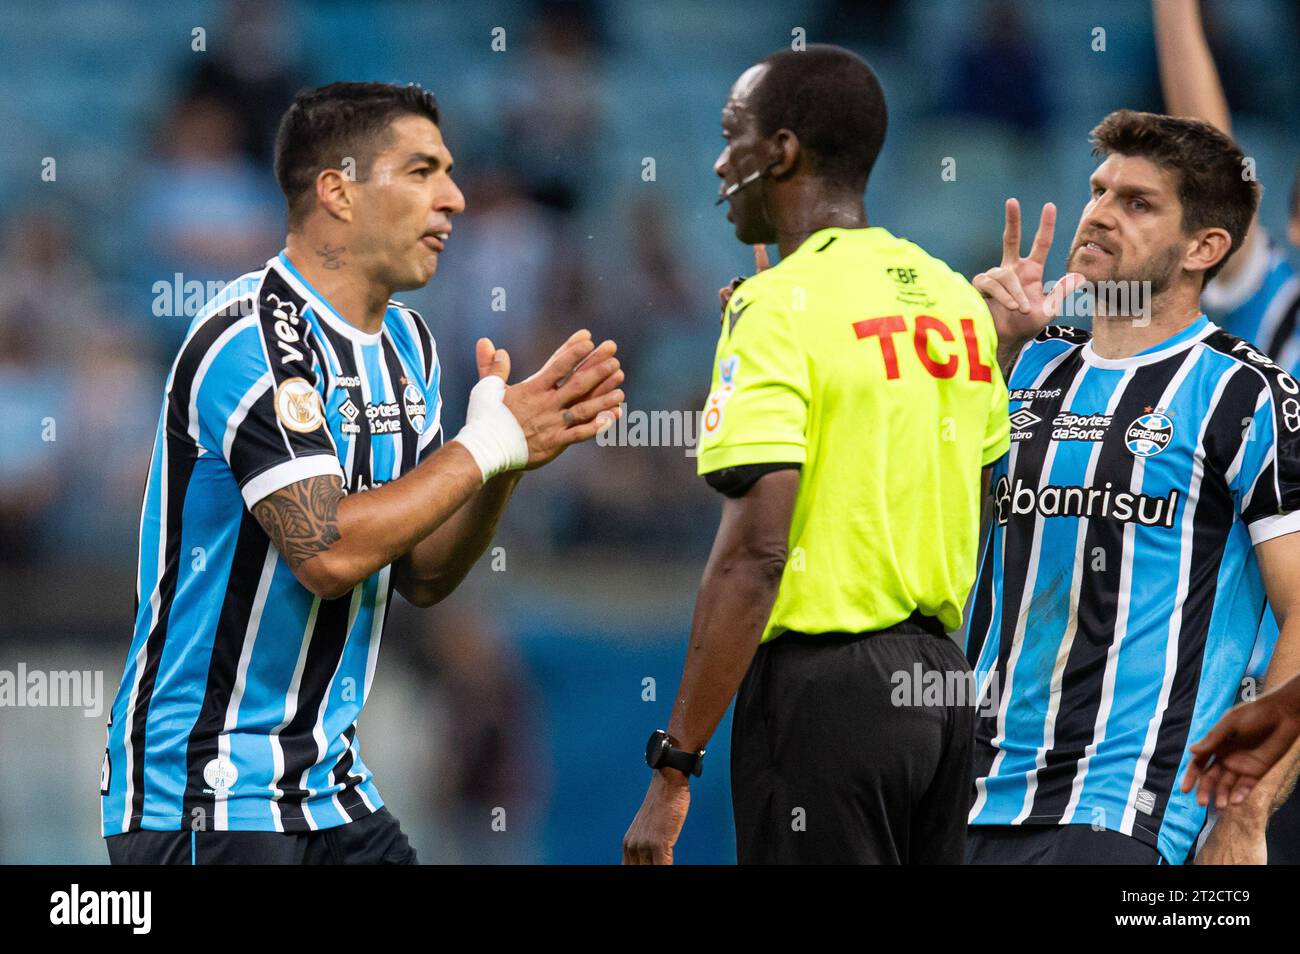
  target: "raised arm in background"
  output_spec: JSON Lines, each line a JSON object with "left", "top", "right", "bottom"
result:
{"left": 1152, "top": 0, "right": 1262, "bottom": 286}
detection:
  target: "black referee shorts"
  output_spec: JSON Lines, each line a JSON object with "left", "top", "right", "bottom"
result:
{"left": 730, "top": 614, "right": 976, "bottom": 864}
{"left": 105, "top": 807, "right": 418, "bottom": 865}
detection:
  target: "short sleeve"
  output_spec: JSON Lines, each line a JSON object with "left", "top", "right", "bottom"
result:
{"left": 696, "top": 284, "right": 810, "bottom": 476}
{"left": 1236, "top": 370, "right": 1300, "bottom": 545}
{"left": 190, "top": 309, "right": 342, "bottom": 510}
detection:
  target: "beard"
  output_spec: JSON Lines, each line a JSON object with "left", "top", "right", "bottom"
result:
{"left": 1124, "top": 241, "right": 1184, "bottom": 297}
{"left": 1069, "top": 238, "right": 1183, "bottom": 317}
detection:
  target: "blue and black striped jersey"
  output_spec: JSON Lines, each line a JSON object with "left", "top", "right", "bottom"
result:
{"left": 102, "top": 252, "right": 442, "bottom": 836}
{"left": 965, "top": 316, "right": 1300, "bottom": 863}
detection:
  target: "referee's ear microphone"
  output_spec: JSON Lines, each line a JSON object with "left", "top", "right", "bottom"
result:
{"left": 717, "top": 160, "right": 780, "bottom": 204}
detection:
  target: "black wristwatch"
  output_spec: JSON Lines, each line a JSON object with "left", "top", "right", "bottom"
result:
{"left": 645, "top": 729, "right": 705, "bottom": 778}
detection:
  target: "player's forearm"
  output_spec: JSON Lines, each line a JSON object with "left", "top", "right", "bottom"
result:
{"left": 1216, "top": 727, "right": 1300, "bottom": 836}
{"left": 392, "top": 470, "right": 522, "bottom": 606}
{"left": 1153, "top": 0, "right": 1232, "bottom": 134}
{"left": 1219, "top": 615, "right": 1300, "bottom": 826}
{"left": 666, "top": 549, "right": 784, "bottom": 755}
{"left": 1273, "top": 671, "right": 1300, "bottom": 717}
{"left": 316, "top": 442, "right": 486, "bottom": 598}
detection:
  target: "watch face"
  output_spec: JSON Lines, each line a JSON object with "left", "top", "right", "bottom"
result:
{"left": 645, "top": 731, "right": 667, "bottom": 768}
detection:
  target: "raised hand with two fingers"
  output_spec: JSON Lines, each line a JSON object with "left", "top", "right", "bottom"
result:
{"left": 973, "top": 199, "right": 1086, "bottom": 373}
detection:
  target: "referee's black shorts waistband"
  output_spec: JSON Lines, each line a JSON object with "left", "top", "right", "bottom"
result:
{"left": 777, "top": 609, "right": 947, "bottom": 643}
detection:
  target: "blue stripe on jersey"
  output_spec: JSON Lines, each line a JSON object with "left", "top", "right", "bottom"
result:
{"left": 362, "top": 338, "right": 397, "bottom": 483}
{"left": 1241, "top": 388, "right": 1284, "bottom": 680}
{"left": 190, "top": 322, "right": 264, "bottom": 453}
{"left": 1009, "top": 335, "right": 1076, "bottom": 387}
{"left": 1159, "top": 520, "right": 1265, "bottom": 861}
{"left": 385, "top": 310, "right": 431, "bottom": 388}
{"left": 302, "top": 573, "right": 382, "bottom": 820}
{"left": 1246, "top": 611, "right": 1280, "bottom": 681}
{"left": 223, "top": 559, "right": 317, "bottom": 830}
{"left": 103, "top": 406, "right": 170, "bottom": 832}
{"left": 136, "top": 456, "right": 248, "bottom": 826}
{"left": 1203, "top": 250, "right": 1298, "bottom": 681}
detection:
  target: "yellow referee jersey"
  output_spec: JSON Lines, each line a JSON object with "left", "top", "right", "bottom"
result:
{"left": 697, "top": 226, "right": 1010, "bottom": 640}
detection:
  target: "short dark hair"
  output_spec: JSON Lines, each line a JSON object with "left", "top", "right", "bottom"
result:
{"left": 274, "top": 81, "right": 441, "bottom": 228}
{"left": 1089, "top": 109, "right": 1260, "bottom": 284}
{"left": 750, "top": 44, "right": 887, "bottom": 193}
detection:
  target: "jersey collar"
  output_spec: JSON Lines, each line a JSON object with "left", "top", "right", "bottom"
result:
{"left": 1079, "top": 314, "right": 1215, "bottom": 369}
{"left": 270, "top": 252, "right": 385, "bottom": 345}
{"left": 788, "top": 225, "right": 891, "bottom": 258}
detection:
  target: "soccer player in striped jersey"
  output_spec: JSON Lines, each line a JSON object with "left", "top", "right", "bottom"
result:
{"left": 965, "top": 109, "right": 1300, "bottom": 864}
{"left": 1154, "top": 0, "right": 1300, "bottom": 859}
{"left": 101, "top": 82, "right": 625, "bottom": 864}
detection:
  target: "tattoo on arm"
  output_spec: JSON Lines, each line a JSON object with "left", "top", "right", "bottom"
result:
{"left": 252, "top": 475, "right": 344, "bottom": 570}
{"left": 316, "top": 243, "right": 347, "bottom": 270}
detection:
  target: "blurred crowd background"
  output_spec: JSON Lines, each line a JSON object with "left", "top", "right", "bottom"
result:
{"left": 0, "top": 0, "right": 1296, "bottom": 863}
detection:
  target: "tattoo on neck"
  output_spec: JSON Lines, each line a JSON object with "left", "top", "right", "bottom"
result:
{"left": 316, "top": 243, "right": 347, "bottom": 270}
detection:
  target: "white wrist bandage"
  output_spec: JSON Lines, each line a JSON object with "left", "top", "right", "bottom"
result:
{"left": 451, "top": 376, "right": 528, "bottom": 482}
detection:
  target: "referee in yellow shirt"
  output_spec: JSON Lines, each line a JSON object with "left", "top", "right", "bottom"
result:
{"left": 622, "top": 45, "right": 1010, "bottom": 864}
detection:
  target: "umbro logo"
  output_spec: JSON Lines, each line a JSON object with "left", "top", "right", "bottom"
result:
{"left": 1008, "top": 408, "right": 1041, "bottom": 430}
{"left": 1009, "top": 408, "right": 1040, "bottom": 441}
{"left": 339, "top": 397, "right": 361, "bottom": 436}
